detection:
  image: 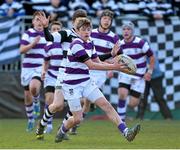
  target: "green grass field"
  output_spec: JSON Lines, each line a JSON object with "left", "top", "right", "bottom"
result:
{"left": 0, "top": 118, "right": 180, "bottom": 149}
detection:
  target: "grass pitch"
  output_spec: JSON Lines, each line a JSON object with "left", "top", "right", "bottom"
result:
{"left": 0, "top": 118, "right": 180, "bottom": 149}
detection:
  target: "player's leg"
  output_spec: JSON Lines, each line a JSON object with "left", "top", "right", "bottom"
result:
{"left": 117, "top": 85, "right": 129, "bottom": 122}
{"left": 55, "top": 99, "right": 82, "bottom": 143}
{"left": 29, "top": 76, "right": 42, "bottom": 119}
{"left": 117, "top": 73, "right": 131, "bottom": 122}
{"left": 21, "top": 68, "right": 35, "bottom": 132}
{"left": 44, "top": 86, "right": 55, "bottom": 133}
{"left": 88, "top": 88, "right": 140, "bottom": 142}
{"left": 129, "top": 78, "right": 145, "bottom": 108}
{"left": 36, "top": 88, "right": 64, "bottom": 139}
{"left": 24, "top": 87, "right": 35, "bottom": 132}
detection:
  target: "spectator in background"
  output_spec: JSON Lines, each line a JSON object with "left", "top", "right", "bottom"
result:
{"left": 22, "top": 0, "right": 50, "bottom": 15}
{"left": 117, "top": 0, "right": 146, "bottom": 18}
{"left": 136, "top": 48, "right": 173, "bottom": 120}
{"left": 45, "top": 0, "right": 68, "bottom": 21}
{"left": 68, "top": 0, "right": 91, "bottom": 17}
{"left": 143, "top": 0, "right": 174, "bottom": 19}
{"left": 0, "top": 0, "right": 25, "bottom": 17}
{"left": 171, "top": 0, "right": 180, "bottom": 16}
{"left": 92, "top": 0, "right": 120, "bottom": 17}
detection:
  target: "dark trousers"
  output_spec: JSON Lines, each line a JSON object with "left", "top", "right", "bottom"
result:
{"left": 137, "top": 76, "right": 173, "bottom": 119}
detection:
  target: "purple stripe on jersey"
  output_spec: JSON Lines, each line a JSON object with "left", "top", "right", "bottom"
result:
{"left": 26, "top": 30, "right": 44, "bottom": 37}
{"left": 75, "top": 50, "right": 87, "bottom": 58}
{"left": 47, "top": 71, "right": 57, "bottom": 79}
{"left": 135, "top": 73, "right": 144, "bottom": 78}
{"left": 64, "top": 77, "right": 90, "bottom": 85}
{"left": 145, "top": 49, "right": 153, "bottom": 57}
{"left": 68, "top": 56, "right": 79, "bottom": 62}
{"left": 121, "top": 43, "right": 143, "bottom": 49}
{"left": 65, "top": 67, "right": 89, "bottom": 74}
{"left": 92, "top": 53, "right": 98, "bottom": 59}
{"left": 23, "top": 63, "right": 41, "bottom": 68}
{"left": 49, "top": 65, "right": 59, "bottom": 71}
{"left": 84, "top": 42, "right": 93, "bottom": 50}
{"left": 25, "top": 54, "right": 44, "bottom": 58}
{"left": 128, "top": 53, "right": 145, "bottom": 59}
{"left": 20, "top": 40, "right": 29, "bottom": 45}
{"left": 139, "top": 39, "right": 146, "bottom": 48}
{"left": 136, "top": 62, "right": 146, "bottom": 68}
{"left": 50, "top": 55, "right": 63, "bottom": 60}
{"left": 94, "top": 45, "right": 111, "bottom": 53}
{"left": 45, "top": 43, "right": 62, "bottom": 53}
{"left": 91, "top": 32, "right": 116, "bottom": 43}
{"left": 71, "top": 39, "right": 93, "bottom": 50}
{"left": 32, "top": 43, "right": 46, "bottom": 49}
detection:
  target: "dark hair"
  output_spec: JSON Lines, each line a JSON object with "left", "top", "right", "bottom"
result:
{"left": 49, "top": 21, "right": 62, "bottom": 30}
{"left": 72, "top": 9, "right": 87, "bottom": 22}
{"left": 100, "top": 9, "right": 114, "bottom": 20}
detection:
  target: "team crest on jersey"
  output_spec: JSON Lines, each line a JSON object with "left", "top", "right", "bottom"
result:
{"left": 69, "top": 89, "right": 74, "bottom": 95}
{"left": 134, "top": 48, "right": 138, "bottom": 53}
{"left": 106, "top": 41, "right": 111, "bottom": 48}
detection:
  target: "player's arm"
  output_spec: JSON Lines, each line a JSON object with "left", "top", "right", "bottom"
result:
{"left": 20, "top": 36, "right": 40, "bottom": 54}
{"left": 143, "top": 42, "right": 155, "bottom": 81}
{"left": 147, "top": 54, "right": 155, "bottom": 75}
{"left": 41, "top": 60, "right": 49, "bottom": 81}
{"left": 98, "top": 53, "right": 112, "bottom": 61}
{"left": 44, "top": 28, "right": 68, "bottom": 42}
{"left": 98, "top": 41, "right": 121, "bottom": 61}
{"left": 38, "top": 11, "right": 68, "bottom": 42}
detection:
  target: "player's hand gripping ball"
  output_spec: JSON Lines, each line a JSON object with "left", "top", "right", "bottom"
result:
{"left": 118, "top": 54, "right": 137, "bottom": 74}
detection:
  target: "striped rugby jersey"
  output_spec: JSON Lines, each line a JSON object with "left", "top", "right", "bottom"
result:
{"left": 117, "top": 36, "right": 153, "bottom": 79}
{"left": 51, "top": 28, "right": 78, "bottom": 68}
{"left": 44, "top": 42, "right": 63, "bottom": 79}
{"left": 91, "top": 28, "right": 119, "bottom": 56}
{"left": 20, "top": 28, "right": 46, "bottom": 68}
{"left": 63, "top": 38, "right": 98, "bottom": 85}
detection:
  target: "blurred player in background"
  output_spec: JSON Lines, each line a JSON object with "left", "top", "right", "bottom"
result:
{"left": 20, "top": 11, "right": 46, "bottom": 132}
{"left": 90, "top": 9, "right": 120, "bottom": 88}
{"left": 36, "top": 9, "right": 88, "bottom": 140}
{"left": 116, "top": 21, "right": 155, "bottom": 122}
{"left": 41, "top": 21, "right": 63, "bottom": 133}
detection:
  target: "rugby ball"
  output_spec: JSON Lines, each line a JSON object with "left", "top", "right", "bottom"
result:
{"left": 118, "top": 54, "right": 137, "bottom": 74}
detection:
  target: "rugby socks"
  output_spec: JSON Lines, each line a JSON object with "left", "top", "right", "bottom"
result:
{"left": 32, "top": 94, "right": 40, "bottom": 105}
{"left": 45, "top": 104, "right": 53, "bottom": 126}
{"left": 62, "top": 110, "right": 73, "bottom": 124}
{"left": 118, "top": 122, "right": 128, "bottom": 135}
{"left": 40, "top": 107, "right": 54, "bottom": 127}
{"left": 25, "top": 103, "right": 34, "bottom": 122}
{"left": 117, "top": 99, "right": 126, "bottom": 122}
{"left": 60, "top": 123, "right": 68, "bottom": 134}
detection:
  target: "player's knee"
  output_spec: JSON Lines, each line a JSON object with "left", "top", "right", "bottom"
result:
{"left": 73, "top": 118, "right": 81, "bottom": 125}
{"left": 129, "top": 100, "right": 139, "bottom": 108}
{"left": 30, "top": 87, "right": 39, "bottom": 96}
{"left": 119, "top": 93, "right": 127, "bottom": 99}
{"left": 51, "top": 103, "right": 64, "bottom": 112}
